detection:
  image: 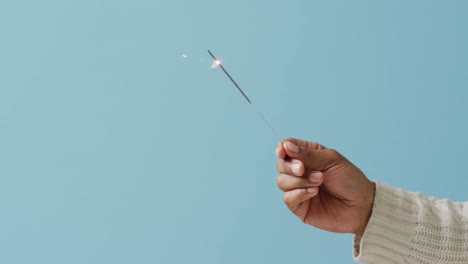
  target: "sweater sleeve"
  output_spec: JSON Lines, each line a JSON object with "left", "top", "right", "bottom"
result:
{"left": 353, "top": 182, "right": 468, "bottom": 264}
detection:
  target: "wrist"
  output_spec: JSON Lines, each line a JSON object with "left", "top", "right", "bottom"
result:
{"left": 354, "top": 181, "right": 376, "bottom": 236}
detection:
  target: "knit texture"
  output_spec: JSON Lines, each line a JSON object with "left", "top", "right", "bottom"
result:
{"left": 353, "top": 182, "right": 468, "bottom": 264}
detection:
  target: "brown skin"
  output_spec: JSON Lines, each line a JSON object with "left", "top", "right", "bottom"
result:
{"left": 275, "top": 138, "right": 375, "bottom": 236}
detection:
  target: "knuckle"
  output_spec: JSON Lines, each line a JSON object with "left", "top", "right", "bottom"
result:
{"left": 283, "top": 190, "right": 300, "bottom": 206}
{"left": 326, "top": 149, "right": 340, "bottom": 158}
{"left": 276, "top": 159, "right": 283, "bottom": 172}
{"left": 276, "top": 175, "right": 284, "bottom": 189}
{"left": 306, "top": 141, "right": 317, "bottom": 150}
{"left": 277, "top": 174, "right": 292, "bottom": 191}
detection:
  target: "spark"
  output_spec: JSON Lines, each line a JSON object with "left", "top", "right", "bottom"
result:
{"left": 182, "top": 54, "right": 188, "bottom": 58}
{"left": 210, "top": 58, "right": 222, "bottom": 68}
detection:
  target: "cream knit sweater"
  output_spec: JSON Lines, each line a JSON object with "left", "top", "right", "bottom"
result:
{"left": 353, "top": 182, "right": 468, "bottom": 263}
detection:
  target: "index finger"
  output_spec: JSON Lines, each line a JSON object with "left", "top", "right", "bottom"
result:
{"left": 283, "top": 142, "right": 340, "bottom": 171}
{"left": 283, "top": 138, "right": 326, "bottom": 151}
{"left": 275, "top": 141, "right": 286, "bottom": 159}
{"left": 276, "top": 138, "right": 326, "bottom": 159}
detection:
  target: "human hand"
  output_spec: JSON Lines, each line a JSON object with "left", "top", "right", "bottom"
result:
{"left": 275, "top": 138, "right": 375, "bottom": 236}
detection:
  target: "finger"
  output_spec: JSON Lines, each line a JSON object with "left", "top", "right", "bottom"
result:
{"left": 276, "top": 158, "right": 305, "bottom": 176}
{"left": 306, "top": 171, "right": 324, "bottom": 185}
{"left": 277, "top": 138, "right": 320, "bottom": 160}
{"left": 275, "top": 141, "right": 286, "bottom": 159}
{"left": 282, "top": 141, "right": 340, "bottom": 171}
{"left": 283, "top": 188, "right": 319, "bottom": 212}
{"left": 282, "top": 138, "right": 327, "bottom": 151}
{"left": 276, "top": 172, "right": 323, "bottom": 192}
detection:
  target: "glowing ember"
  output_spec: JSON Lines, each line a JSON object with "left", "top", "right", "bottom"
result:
{"left": 210, "top": 59, "right": 222, "bottom": 68}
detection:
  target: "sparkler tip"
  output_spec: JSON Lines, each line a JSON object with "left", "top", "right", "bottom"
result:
{"left": 208, "top": 50, "right": 222, "bottom": 68}
{"left": 210, "top": 59, "right": 222, "bottom": 68}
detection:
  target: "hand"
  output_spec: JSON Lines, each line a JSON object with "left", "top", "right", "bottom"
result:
{"left": 275, "top": 138, "right": 375, "bottom": 236}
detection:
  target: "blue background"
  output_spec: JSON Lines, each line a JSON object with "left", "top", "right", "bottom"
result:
{"left": 1, "top": 0, "right": 467, "bottom": 263}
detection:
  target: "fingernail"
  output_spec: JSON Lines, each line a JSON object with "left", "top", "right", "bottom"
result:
{"left": 285, "top": 141, "right": 299, "bottom": 153}
{"left": 307, "top": 187, "right": 317, "bottom": 194}
{"left": 291, "top": 162, "right": 301, "bottom": 174}
{"left": 308, "top": 172, "right": 322, "bottom": 183}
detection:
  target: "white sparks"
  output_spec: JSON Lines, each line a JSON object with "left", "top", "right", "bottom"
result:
{"left": 210, "top": 59, "right": 222, "bottom": 68}
{"left": 182, "top": 54, "right": 188, "bottom": 58}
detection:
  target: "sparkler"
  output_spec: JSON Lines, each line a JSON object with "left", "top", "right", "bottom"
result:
{"left": 208, "top": 50, "right": 280, "bottom": 140}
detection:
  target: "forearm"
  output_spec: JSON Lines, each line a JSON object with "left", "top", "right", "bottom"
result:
{"left": 353, "top": 182, "right": 468, "bottom": 264}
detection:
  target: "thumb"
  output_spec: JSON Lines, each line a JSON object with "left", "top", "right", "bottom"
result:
{"left": 282, "top": 140, "right": 340, "bottom": 171}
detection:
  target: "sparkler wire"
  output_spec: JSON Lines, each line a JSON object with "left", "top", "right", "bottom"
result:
{"left": 208, "top": 50, "right": 280, "bottom": 141}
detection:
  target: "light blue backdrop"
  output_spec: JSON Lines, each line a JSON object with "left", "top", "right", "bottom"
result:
{"left": 1, "top": 0, "right": 467, "bottom": 263}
